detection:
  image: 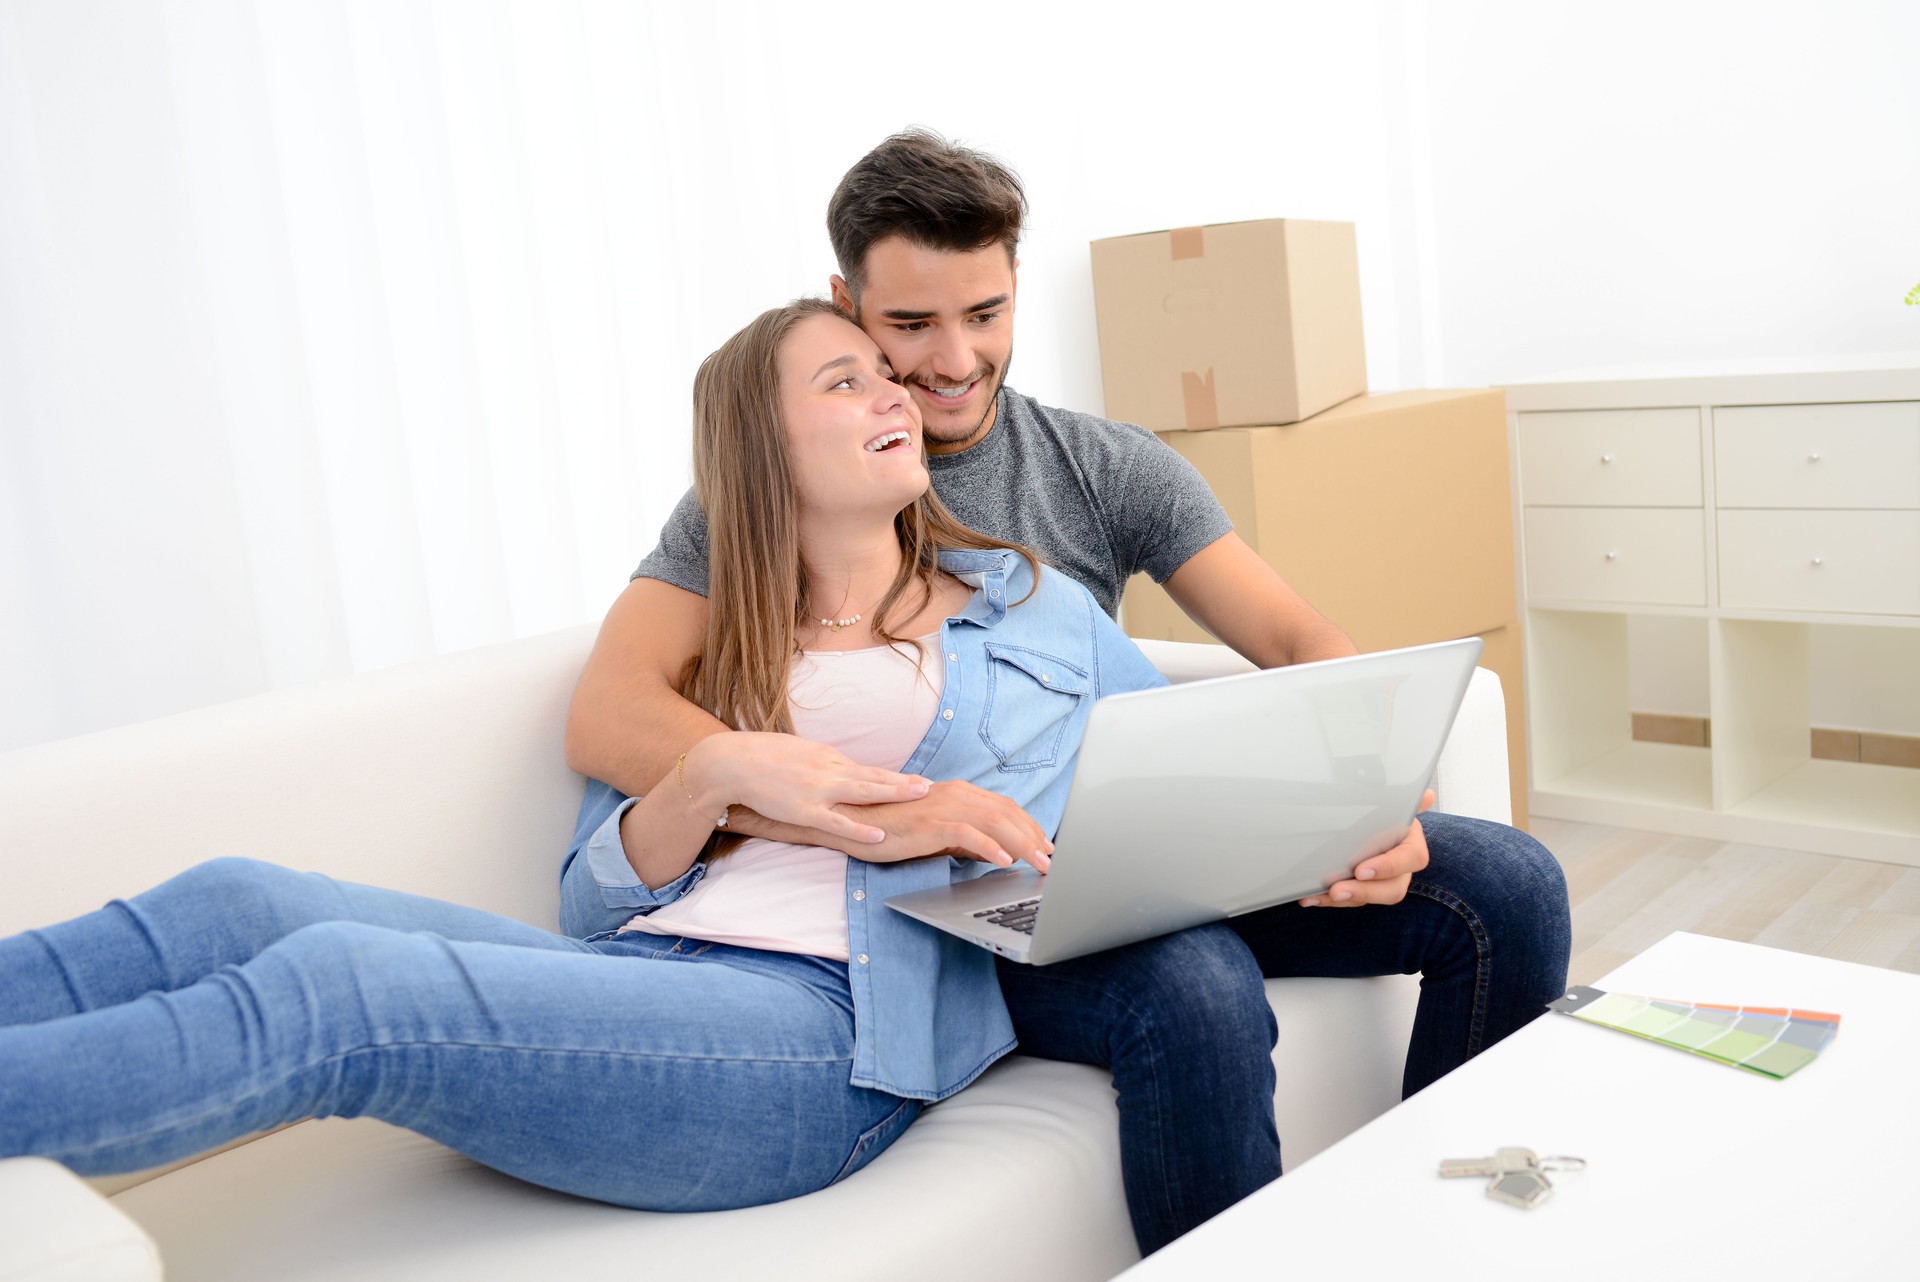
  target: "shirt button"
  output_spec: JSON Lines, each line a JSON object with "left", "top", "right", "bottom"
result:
{"left": 947, "top": 653, "right": 958, "bottom": 662}
{"left": 857, "top": 954, "right": 870, "bottom": 965}
{"left": 942, "top": 709, "right": 955, "bottom": 721}
{"left": 1041, "top": 674, "right": 1051, "bottom": 684}
{"left": 988, "top": 588, "right": 1001, "bottom": 599}
{"left": 852, "top": 890, "right": 866, "bottom": 901}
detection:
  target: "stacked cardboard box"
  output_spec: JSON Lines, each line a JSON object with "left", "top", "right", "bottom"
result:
{"left": 1091, "top": 220, "right": 1528, "bottom": 826}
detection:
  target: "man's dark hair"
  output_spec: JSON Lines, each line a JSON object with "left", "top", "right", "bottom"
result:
{"left": 827, "top": 128, "right": 1028, "bottom": 298}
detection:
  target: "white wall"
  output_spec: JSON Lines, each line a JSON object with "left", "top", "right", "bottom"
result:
{"left": 1422, "top": 0, "right": 1920, "bottom": 385}
{"left": 3, "top": 0, "right": 1916, "bottom": 752}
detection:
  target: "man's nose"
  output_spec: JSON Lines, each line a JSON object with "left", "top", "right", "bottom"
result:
{"left": 925, "top": 328, "right": 974, "bottom": 381}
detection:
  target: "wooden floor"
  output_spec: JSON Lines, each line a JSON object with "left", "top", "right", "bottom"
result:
{"left": 1531, "top": 815, "right": 1920, "bottom": 986}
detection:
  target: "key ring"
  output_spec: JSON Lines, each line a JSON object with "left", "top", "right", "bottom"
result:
{"left": 1538, "top": 1156, "right": 1587, "bottom": 1172}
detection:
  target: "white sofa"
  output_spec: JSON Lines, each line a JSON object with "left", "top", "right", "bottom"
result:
{"left": 0, "top": 629, "right": 1512, "bottom": 1282}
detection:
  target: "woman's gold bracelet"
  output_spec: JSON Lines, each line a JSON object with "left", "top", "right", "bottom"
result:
{"left": 676, "top": 750, "right": 730, "bottom": 828}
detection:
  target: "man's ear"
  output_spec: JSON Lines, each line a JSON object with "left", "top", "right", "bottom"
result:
{"left": 829, "top": 274, "right": 856, "bottom": 316}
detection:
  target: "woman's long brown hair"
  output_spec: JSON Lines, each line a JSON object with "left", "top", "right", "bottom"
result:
{"left": 681, "top": 297, "right": 1037, "bottom": 737}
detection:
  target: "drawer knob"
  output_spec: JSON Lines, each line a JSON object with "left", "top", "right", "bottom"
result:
{"left": 1600, "top": 452, "right": 1615, "bottom": 464}
{"left": 1809, "top": 451, "right": 1821, "bottom": 462}
{"left": 1605, "top": 550, "right": 1619, "bottom": 561}
{"left": 1812, "top": 556, "right": 1824, "bottom": 567}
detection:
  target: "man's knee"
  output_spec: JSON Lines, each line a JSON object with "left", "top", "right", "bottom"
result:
{"left": 1421, "top": 814, "right": 1568, "bottom": 908}
{"left": 1116, "top": 925, "right": 1277, "bottom": 1058}
{"left": 1417, "top": 812, "right": 1571, "bottom": 980}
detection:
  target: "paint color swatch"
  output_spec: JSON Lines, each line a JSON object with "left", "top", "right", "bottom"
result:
{"left": 1549, "top": 986, "right": 1840, "bottom": 1079}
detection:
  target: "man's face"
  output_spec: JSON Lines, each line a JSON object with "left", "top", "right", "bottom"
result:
{"left": 832, "top": 237, "right": 1016, "bottom": 455}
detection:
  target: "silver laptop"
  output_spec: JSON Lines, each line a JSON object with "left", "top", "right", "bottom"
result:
{"left": 885, "top": 636, "right": 1482, "bottom": 965}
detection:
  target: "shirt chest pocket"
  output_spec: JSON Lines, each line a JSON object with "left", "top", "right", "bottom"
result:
{"left": 979, "top": 643, "right": 1091, "bottom": 772}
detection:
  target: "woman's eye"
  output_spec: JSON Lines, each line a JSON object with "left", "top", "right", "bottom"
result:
{"left": 830, "top": 377, "right": 854, "bottom": 390}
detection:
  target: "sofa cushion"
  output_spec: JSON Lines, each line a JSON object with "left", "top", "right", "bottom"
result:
{"left": 113, "top": 1057, "right": 1137, "bottom": 1282}
{"left": 107, "top": 974, "right": 1416, "bottom": 1282}
{"left": 0, "top": 1157, "right": 162, "bottom": 1282}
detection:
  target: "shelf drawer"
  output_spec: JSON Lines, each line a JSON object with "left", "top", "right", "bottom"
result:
{"left": 1718, "top": 510, "right": 1920, "bottom": 615}
{"left": 1715, "top": 403, "right": 1920, "bottom": 509}
{"left": 1524, "top": 508, "right": 1707, "bottom": 606}
{"left": 1518, "top": 408, "right": 1702, "bottom": 506}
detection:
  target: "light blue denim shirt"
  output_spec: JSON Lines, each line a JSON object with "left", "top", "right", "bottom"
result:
{"left": 557, "top": 548, "right": 1168, "bottom": 1101}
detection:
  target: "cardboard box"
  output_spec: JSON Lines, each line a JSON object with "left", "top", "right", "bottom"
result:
{"left": 1091, "top": 219, "right": 1366, "bottom": 431}
{"left": 1120, "top": 388, "right": 1530, "bottom": 826}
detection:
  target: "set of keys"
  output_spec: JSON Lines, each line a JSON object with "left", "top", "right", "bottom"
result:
{"left": 1438, "top": 1147, "right": 1587, "bottom": 1209}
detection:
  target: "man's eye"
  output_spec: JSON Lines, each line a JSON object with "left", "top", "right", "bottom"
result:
{"left": 970, "top": 312, "right": 1000, "bottom": 325}
{"left": 894, "top": 321, "right": 929, "bottom": 333}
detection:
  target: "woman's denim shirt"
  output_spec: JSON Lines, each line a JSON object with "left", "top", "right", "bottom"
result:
{"left": 558, "top": 549, "right": 1168, "bottom": 1101}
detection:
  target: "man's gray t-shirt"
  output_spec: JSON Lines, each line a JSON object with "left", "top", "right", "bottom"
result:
{"left": 632, "top": 386, "right": 1233, "bottom": 618}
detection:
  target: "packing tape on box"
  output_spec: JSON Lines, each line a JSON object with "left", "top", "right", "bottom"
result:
{"left": 1180, "top": 368, "right": 1219, "bottom": 429}
{"left": 1169, "top": 226, "right": 1205, "bottom": 260}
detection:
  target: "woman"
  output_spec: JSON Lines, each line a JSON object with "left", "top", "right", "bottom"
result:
{"left": 0, "top": 300, "right": 1165, "bottom": 1210}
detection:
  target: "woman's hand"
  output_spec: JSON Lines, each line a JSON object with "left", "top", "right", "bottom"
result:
{"left": 827, "top": 781, "right": 1054, "bottom": 872}
{"left": 1297, "top": 788, "right": 1436, "bottom": 908}
{"left": 684, "top": 732, "right": 932, "bottom": 846}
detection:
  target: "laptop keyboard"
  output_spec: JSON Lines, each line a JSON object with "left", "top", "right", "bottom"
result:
{"left": 973, "top": 897, "right": 1042, "bottom": 935}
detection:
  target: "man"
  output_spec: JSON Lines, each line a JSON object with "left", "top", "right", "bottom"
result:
{"left": 560, "top": 129, "right": 1570, "bottom": 1254}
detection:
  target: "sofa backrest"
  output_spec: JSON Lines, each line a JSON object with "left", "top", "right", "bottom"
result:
{"left": 0, "top": 628, "right": 1507, "bottom": 938}
{"left": 0, "top": 626, "right": 598, "bottom": 937}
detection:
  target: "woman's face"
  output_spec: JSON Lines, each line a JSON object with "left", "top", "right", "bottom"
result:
{"left": 777, "top": 312, "right": 929, "bottom": 525}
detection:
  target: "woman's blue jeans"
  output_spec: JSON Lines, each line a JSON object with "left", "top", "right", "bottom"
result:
{"left": 995, "top": 811, "right": 1571, "bottom": 1255}
{"left": 0, "top": 858, "right": 920, "bottom": 1209}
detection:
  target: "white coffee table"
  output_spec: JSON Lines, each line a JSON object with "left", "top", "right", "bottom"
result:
{"left": 1121, "top": 931, "right": 1920, "bottom": 1276}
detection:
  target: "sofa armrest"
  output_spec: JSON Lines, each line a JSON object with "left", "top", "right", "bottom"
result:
{"left": 1430, "top": 666, "right": 1511, "bottom": 825}
{"left": 1129, "top": 638, "right": 1511, "bottom": 825}
{"left": 0, "top": 1157, "right": 162, "bottom": 1281}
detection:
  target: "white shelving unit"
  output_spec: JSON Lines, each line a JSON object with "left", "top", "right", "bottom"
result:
{"left": 1506, "top": 357, "right": 1920, "bottom": 866}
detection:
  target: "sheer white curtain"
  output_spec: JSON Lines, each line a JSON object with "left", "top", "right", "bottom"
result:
{"left": 0, "top": 0, "right": 790, "bottom": 752}
{"left": 3, "top": 0, "right": 1435, "bottom": 755}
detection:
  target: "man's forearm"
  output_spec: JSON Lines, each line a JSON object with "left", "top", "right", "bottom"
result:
{"left": 565, "top": 678, "right": 732, "bottom": 799}
{"left": 1275, "top": 614, "right": 1358, "bottom": 667}
{"left": 1162, "top": 534, "right": 1358, "bottom": 671}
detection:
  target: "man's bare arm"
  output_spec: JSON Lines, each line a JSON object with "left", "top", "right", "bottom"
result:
{"left": 1160, "top": 533, "right": 1356, "bottom": 668}
{"left": 565, "top": 578, "right": 1038, "bottom": 858}
{"left": 564, "top": 578, "right": 724, "bottom": 795}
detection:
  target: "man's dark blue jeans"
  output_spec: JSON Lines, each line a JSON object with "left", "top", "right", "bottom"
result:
{"left": 995, "top": 811, "right": 1571, "bottom": 1256}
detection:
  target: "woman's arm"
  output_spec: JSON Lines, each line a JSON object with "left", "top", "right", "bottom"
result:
{"left": 612, "top": 734, "right": 740, "bottom": 889}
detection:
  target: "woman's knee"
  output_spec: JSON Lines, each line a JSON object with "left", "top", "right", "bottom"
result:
{"left": 167, "top": 857, "right": 316, "bottom": 921}
{"left": 266, "top": 919, "right": 417, "bottom": 977}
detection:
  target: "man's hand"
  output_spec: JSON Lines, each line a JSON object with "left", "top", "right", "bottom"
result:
{"left": 824, "top": 781, "right": 1054, "bottom": 872}
{"left": 691, "top": 732, "right": 934, "bottom": 847}
{"left": 1298, "top": 788, "right": 1436, "bottom": 909}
